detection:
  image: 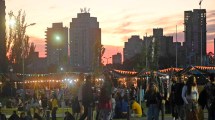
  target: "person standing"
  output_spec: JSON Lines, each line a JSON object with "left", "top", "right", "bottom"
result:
{"left": 110, "top": 93, "right": 116, "bottom": 120}
{"left": 79, "top": 75, "right": 94, "bottom": 120}
{"left": 51, "top": 95, "right": 58, "bottom": 120}
{"left": 98, "top": 79, "right": 112, "bottom": 120}
{"left": 199, "top": 73, "right": 215, "bottom": 120}
{"left": 182, "top": 76, "right": 199, "bottom": 120}
{"left": 174, "top": 75, "right": 185, "bottom": 120}
{"left": 41, "top": 94, "right": 48, "bottom": 118}
{"left": 78, "top": 73, "right": 85, "bottom": 115}
{"left": 145, "top": 82, "right": 162, "bottom": 120}
{"left": 169, "top": 76, "right": 177, "bottom": 120}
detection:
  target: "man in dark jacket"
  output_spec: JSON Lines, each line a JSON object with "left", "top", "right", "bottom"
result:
{"left": 170, "top": 76, "right": 177, "bottom": 120}
{"left": 205, "top": 74, "right": 215, "bottom": 120}
{"left": 174, "top": 75, "right": 185, "bottom": 120}
{"left": 79, "top": 75, "right": 94, "bottom": 120}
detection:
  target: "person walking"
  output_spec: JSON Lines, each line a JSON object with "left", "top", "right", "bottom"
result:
{"left": 72, "top": 73, "right": 84, "bottom": 120}
{"left": 41, "top": 94, "right": 48, "bottom": 118}
{"left": 182, "top": 76, "right": 199, "bottom": 120}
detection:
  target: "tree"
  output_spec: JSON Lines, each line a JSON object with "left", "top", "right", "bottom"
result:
{"left": 28, "top": 43, "right": 36, "bottom": 57}
{"left": 207, "top": 52, "right": 214, "bottom": 65}
{"left": 26, "top": 42, "right": 36, "bottom": 71}
{"left": 148, "top": 37, "right": 159, "bottom": 71}
{"left": 93, "top": 38, "right": 105, "bottom": 77}
{"left": 7, "top": 10, "right": 33, "bottom": 71}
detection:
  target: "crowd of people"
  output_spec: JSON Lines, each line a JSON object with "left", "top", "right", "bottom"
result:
{"left": 169, "top": 74, "right": 215, "bottom": 120}
{"left": 0, "top": 72, "right": 215, "bottom": 120}
{"left": 0, "top": 73, "right": 144, "bottom": 120}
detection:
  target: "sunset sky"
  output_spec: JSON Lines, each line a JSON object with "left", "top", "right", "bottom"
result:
{"left": 5, "top": 0, "right": 215, "bottom": 61}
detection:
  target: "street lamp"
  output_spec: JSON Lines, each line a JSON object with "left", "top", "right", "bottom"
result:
{"left": 103, "top": 57, "right": 112, "bottom": 65}
{"left": 55, "top": 35, "right": 61, "bottom": 70}
{"left": 56, "top": 36, "right": 60, "bottom": 41}
{"left": 22, "top": 23, "right": 36, "bottom": 97}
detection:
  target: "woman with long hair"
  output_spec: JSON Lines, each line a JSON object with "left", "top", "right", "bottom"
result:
{"left": 97, "top": 78, "right": 113, "bottom": 120}
{"left": 145, "top": 82, "right": 161, "bottom": 120}
{"left": 182, "top": 76, "right": 199, "bottom": 120}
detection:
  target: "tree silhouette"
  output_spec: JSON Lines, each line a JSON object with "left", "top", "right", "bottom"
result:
{"left": 207, "top": 52, "right": 214, "bottom": 64}
{"left": 147, "top": 37, "right": 159, "bottom": 71}
{"left": 93, "top": 38, "right": 105, "bottom": 76}
{"left": 7, "top": 10, "right": 33, "bottom": 72}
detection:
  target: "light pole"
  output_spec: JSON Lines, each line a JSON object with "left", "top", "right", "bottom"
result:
{"left": 22, "top": 23, "right": 36, "bottom": 97}
{"left": 103, "top": 57, "right": 112, "bottom": 65}
{"left": 176, "top": 25, "right": 178, "bottom": 68}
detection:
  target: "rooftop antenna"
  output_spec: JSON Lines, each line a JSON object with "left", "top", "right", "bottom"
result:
{"left": 80, "top": 8, "right": 83, "bottom": 13}
{"left": 199, "top": 0, "right": 203, "bottom": 9}
{"left": 84, "top": 7, "right": 87, "bottom": 13}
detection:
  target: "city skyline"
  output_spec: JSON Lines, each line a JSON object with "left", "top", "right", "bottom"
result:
{"left": 5, "top": 0, "right": 215, "bottom": 60}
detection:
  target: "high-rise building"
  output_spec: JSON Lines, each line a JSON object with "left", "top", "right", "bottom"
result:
{"left": 184, "top": 9, "right": 206, "bottom": 65}
{"left": 0, "top": 0, "right": 6, "bottom": 73}
{"left": 112, "top": 53, "right": 122, "bottom": 64}
{"left": 144, "top": 28, "right": 174, "bottom": 57}
{"left": 70, "top": 11, "right": 101, "bottom": 72}
{"left": 45, "top": 23, "right": 68, "bottom": 71}
{"left": 143, "top": 28, "right": 176, "bottom": 68}
{"left": 123, "top": 35, "right": 143, "bottom": 62}
{"left": 153, "top": 28, "right": 163, "bottom": 37}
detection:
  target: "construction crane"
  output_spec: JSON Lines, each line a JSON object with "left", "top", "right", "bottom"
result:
{"left": 199, "top": 0, "right": 203, "bottom": 9}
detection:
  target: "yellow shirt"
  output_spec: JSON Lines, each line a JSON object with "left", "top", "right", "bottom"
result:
{"left": 132, "top": 101, "right": 142, "bottom": 117}
{"left": 52, "top": 99, "right": 58, "bottom": 108}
